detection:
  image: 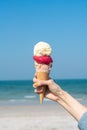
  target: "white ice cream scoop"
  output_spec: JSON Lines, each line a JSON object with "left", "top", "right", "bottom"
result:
{"left": 34, "top": 41, "right": 52, "bottom": 56}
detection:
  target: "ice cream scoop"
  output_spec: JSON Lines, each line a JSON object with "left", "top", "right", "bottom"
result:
{"left": 33, "top": 55, "right": 53, "bottom": 65}
{"left": 34, "top": 41, "right": 52, "bottom": 56}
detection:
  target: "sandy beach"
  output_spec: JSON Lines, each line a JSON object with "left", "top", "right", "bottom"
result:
{"left": 0, "top": 102, "right": 80, "bottom": 130}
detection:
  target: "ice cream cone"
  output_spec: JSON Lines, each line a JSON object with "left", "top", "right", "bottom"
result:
{"left": 36, "top": 72, "right": 49, "bottom": 104}
{"left": 33, "top": 41, "right": 53, "bottom": 104}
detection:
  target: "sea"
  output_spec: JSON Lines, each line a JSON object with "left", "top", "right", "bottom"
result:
{"left": 0, "top": 79, "right": 87, "bottom": 106}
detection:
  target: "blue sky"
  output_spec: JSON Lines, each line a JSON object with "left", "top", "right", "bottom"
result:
{"left": 0, "top": 0, "right": 87, "bottom": 80}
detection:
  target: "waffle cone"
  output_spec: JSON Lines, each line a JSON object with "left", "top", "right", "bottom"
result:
{"left": 36, "top": 72, "right": 49, "bottom": 104}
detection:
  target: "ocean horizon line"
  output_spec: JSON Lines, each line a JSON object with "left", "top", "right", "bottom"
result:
{"left": 0, "top": 78, "right": 87, "bottom": 82}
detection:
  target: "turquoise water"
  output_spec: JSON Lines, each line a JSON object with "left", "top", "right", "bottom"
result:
{"left": 0, "top": 79, "right": 87, "bottom": 105}
{"left": 56, "top": 79, "right": 87, "bottom": 103}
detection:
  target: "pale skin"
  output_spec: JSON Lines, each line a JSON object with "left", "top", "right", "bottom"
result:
{"left": 33, "top": 77, "right": 87, "bottom": 121}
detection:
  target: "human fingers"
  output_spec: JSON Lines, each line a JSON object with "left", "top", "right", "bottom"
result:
{"left": 33, "top": 76, "right": 49, "bottom": 87}
{"left": 34, "top": 87, "right": 43, "bottom": 94}
{"left": 33, "top": 77, "right": 40, "bottom": 89}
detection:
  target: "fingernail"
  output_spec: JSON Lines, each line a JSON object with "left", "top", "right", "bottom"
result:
{"left": 33, "top": 83, "right": 38, "bottom": 87}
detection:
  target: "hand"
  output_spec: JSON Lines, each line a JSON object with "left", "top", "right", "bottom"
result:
{"left": 33, "top": 75, "right": 63, "bottom": 102}
{"left": 33, "top": 75, "right": 87, "bottom": 121}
